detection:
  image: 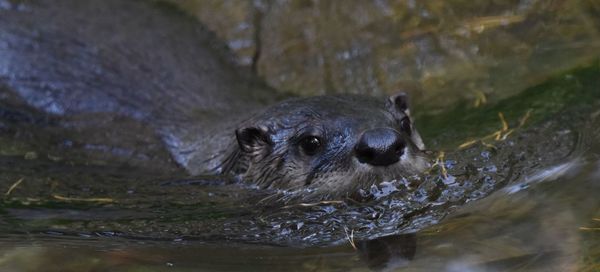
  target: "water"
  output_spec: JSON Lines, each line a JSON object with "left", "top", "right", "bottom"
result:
{"left": 1, "top": 1, "right": 600, "bottom": 270}
{"left": 0, "top": 63, "right": 598, "bottom": 270}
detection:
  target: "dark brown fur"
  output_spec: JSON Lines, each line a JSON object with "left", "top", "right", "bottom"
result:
{"left": 0, "top": 0, "right": 428, "bottom": 198}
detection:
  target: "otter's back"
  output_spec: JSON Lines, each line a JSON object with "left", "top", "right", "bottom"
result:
{"left": 0, "top": 0, "right": 273, "bottom": 122}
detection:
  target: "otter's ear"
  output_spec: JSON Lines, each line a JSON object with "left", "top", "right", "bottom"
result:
{"left": 235, "top": 126, "right": 272, "bottom": 157}
{"left": 388, "top": 92, "right": 409, "bottom": 113}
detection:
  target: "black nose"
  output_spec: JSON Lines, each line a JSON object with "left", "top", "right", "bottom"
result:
{"left": 354, "top": 128, "right": 405, "bottom": 166}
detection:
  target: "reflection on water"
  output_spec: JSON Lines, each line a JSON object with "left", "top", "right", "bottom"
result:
{"left": 0, "top": 157, "right": 598, "bottom": 271}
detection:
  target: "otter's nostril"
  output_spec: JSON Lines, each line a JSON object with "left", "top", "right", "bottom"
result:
{"left": 355, "top": 147, "right": 374, "bottom": 164}
{"left": 354, "top": 128, "right": 404, "bottom": 166}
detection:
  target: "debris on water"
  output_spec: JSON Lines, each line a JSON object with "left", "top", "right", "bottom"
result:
{"left": 519, "top": 109, "right": 532, "bottom": 126}
{"left": 473, "top": 90, "right": 487, "bottom": 107}
{"left": 458, "top": 110, "right": 533, "bottom": 150}
{"left": 52, "top": 194, "right": 115, "bottom": 203}
{"left": 4, "top": 178, "right": 23, "bottom": 197}
{"left": 579, "top": 226, "right": 600, "bottom": 231}
{"left": 498, "top": 112, "right": 508, "bottom": 132}
{"left": 429, "top": 152, "right": 448, "bottom": 178}
{"left": 343, "top": 227, "right": 357, "bottom": 250}
{"left": 458, "top": 139, "right": 478, "bottom": 149}
{"left": 281, "top": 200, "right": 344, "bottom": 209}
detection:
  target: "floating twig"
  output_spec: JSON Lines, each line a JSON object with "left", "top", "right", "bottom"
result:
{"left": 428, "top": 152, "right": 448, "bottom": 178}
{"left": 519, "top": 109, "right": 532, "bottom": 127}
{"left": 281, "top": 200, "right": 344, "bottom": 209}
{"left": 458, "top": 110, "right": 532, "bottom": 150}
{"left": 473, "top": 91, "right": 487, "bottom": 107}
{"left": 52, "top": 194, "right": 115, "bottom": 203}
{"left": 344, "top": 227, "right": 357, "bottom": 250}
{"left": 5, "top": 178, "right": 24, "bottom": 197}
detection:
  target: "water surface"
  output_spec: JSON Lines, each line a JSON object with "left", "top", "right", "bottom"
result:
{"left": 1, "top": 63, "right": 599, "bottom": 271}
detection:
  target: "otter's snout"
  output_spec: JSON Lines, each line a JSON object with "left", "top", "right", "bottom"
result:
{"left": 354, "top": 128, "right": 406, "bottom": 166}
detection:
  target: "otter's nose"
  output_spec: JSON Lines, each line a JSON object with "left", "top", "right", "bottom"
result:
{"left": 354, "top": 128, "right": 405, "bottom": 166}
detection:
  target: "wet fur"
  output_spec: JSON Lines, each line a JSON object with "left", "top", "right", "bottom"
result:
{"left": 221, "top": 95, "right": 430, "bottom": 200}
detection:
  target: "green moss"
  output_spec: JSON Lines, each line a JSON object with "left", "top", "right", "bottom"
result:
{"left": 418, "top": 60, "right": 600, "bottom": 149}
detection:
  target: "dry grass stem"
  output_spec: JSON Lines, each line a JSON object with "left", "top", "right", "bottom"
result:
{"left": 281, "top": 200, "right": 344, "bottom": 209}
{"left": 344, "top": 227, "right": 357, "bottom": 250}
{"left": 579, "top": 227, "right": 600, "bottom": 231}
{"left": 458, "top": 110, "right": 532, "bottom": 150}
{"left": 52, "top": 194, "right": 115, "bottom": 203}
{"left": 4, "top": 178, "right": 24, "bottom": 197}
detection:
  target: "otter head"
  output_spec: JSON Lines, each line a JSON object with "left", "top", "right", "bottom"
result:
{"left": 233, "top": 94, "right": 428, "bottom": 198}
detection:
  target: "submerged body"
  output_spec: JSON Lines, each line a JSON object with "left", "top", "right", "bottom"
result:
{"left": 0, "top": 0, "right": 428, "bottom": 197}
{"left": 0, "top": 0, "right": 274, "bottom": 173}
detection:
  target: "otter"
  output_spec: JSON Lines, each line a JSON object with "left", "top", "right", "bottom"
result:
{"left": 221, "top": 94, "right": 428, "bottom": 197}
{"left": 0, "top": 0, "right": 428, "bottom": 198}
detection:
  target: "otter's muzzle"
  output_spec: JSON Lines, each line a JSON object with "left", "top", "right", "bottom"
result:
{"left": 354, "top": 128, "right": 406, "bottom": 166}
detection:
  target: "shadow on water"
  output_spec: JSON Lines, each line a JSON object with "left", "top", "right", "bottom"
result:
{"left": 0, "top": 62, "right": 599, "bottom": 270}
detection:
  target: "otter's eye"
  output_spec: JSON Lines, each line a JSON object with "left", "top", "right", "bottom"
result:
{"left": 400, "top": 117, "right": 412, "bottom": 135}
{"left": 299, "top": 136, "right": 322, "bottom": 156}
